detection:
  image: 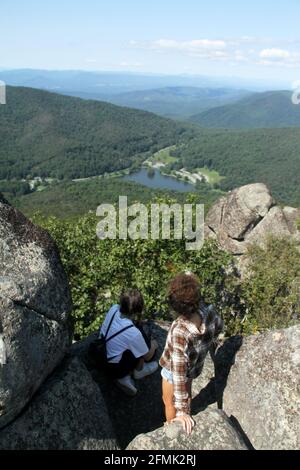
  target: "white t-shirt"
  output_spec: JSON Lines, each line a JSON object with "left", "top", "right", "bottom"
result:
{"left": 100, "top": 305, "right": 149, "bottom": 364}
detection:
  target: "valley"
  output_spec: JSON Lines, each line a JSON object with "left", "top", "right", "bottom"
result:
{"left": 0, "top": 83, "right": 300, "bottom": 217}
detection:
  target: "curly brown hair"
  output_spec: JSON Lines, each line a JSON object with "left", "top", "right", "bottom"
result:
{"left": 167, "top": 273, "right": 201, "bottom": 318}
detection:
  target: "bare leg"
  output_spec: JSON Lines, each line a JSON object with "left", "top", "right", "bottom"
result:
{"left": 162, "top": 379, "right": 176, "bottom": 423}
{"left": 162, "top": 378, "right": 193, "bottom": 423}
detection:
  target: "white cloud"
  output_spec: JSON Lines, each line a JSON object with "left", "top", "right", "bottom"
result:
{"left": 260, "top": 48, "right": 290, "bottom": 59}
{"left": 153, "top": 39, "right": 227, "bottom": 50}
{"left": 130, "top": 38, "right": 229, "bottom": 61}
{"left": 120, "top": 61, "right": 143, "bottom": 68}
{"left": 85, "top": 58, "right": 98, "bottom": 63}
{"left": 151, "top": 39, "right": 228, "bottom": 59}
{"left": 182, "top": 39, "right": 227, "bottom": 49}
{"left": 259, "top": 48, "right": 300, "bottom": 68}
{"left": 129, "top": 38, "right": 300, "bottom": 69}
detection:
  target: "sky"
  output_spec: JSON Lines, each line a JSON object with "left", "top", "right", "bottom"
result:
{"left": 1, "top": 0, "right": 300, "bottom": 85}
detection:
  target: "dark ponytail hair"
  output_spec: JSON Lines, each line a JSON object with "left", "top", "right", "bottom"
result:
{"left": 119, "top": 289, "right": 144, "bottom": 318}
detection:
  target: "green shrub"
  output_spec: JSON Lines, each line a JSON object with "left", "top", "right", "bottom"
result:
{"left": 33, "top": 208, "right": 235, "bottom": 339}
{"left": 32, "top": 213, "right": 300, "bottom": 339}
{"left": 240, "top": 237, "right": 300, "bottom": 333}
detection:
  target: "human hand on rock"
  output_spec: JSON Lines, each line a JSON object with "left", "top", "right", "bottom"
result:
{"left": 171, "top": 415, "right": 195, "bottom": 435}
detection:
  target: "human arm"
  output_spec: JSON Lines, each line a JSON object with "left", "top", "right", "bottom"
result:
{"left": 170, "top": 329, "right": 195, "bottom": 434}
{"left": 143, "top": 339, "right": 158, "bottom": 362}
{"left": 171, "top": 328, "right": 191, "bottom": 417}
{"left": 135, "top": 340, "right": 158, "bottom": 370}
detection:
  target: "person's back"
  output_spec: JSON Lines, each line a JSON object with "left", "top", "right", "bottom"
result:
{"left": 100, "top": 304, "right": 150, "bottom": 364}
{"left": 100, "top": 289, "right": 159, "bottom": 396}
{"left": 160, "top": 273, "right": 223, "bottom": 435}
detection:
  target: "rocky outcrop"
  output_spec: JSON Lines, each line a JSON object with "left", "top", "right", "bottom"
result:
{"left": 0, "top": 357, "right": 118, "bottom": 450}
{"left": 0, "top": 195, "right": 73, "bottom": 428}
{"left": 221, "top": 325, "right": 300, "bottom": 450}
{"left": 122, "top": 323, "right": 300, "bottom": 450}
{"left": 1, "top": 193, "right": 299, "bottom": 450}
{"left": 126, "top": 409, "right": 248, "bottom": 450}
{"left": 205, "top": 184, "right": 300, "bottom": 273}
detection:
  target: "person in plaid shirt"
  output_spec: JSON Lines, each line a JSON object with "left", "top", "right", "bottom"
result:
{"left": 160, "top": 273, "right": 223, "bottom": 434}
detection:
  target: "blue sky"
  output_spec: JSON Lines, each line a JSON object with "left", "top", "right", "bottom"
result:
{"left": 1, "top": 0, "right": 300, "bottom": 83}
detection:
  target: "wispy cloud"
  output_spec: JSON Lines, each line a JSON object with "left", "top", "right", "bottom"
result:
{"left": 258, "top": 48, "right": 300, "bottom": 67}
{"left": 260, "top": 48, "right": 290, "bottom": 59}
{"left": 85, "top": 58, "right": 98, "bottom": 64}
{"left": 119, "top": 61, "right": 143, "bottom": 68}
{"left": 130, "top": 38, "right": 229, "bottom": 60}
{"left": 129, "top": 38, "right": 300, "bottom": 68}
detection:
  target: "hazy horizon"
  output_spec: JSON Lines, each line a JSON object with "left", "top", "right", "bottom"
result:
{"left": 0, "top": 67, "right": 292, "bottom": 92}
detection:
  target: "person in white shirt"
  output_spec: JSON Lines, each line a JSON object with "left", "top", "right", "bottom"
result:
{"left": 100, "top": 289, "right": 158, "bottom": 396}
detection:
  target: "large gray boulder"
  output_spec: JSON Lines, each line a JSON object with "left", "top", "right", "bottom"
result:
{"left": 222, "top": 325, "right": 300, "bottom": 450}
{"left": 0, "top": 195, "right": 73, "bottom": 428}
{"left": 205, "top": 183, "right": 274, "bottom": 254}
{"left": 126, "top": 408, "right": 248, "bottom": 450}
{"left": 205, "top": 184, "right": 300, "bottom": 272}
{"left": 0, "top": 357, "right": 118, "bottom": 450}
{"left": 246, "top": 206, "right": 296, "bottom": 245}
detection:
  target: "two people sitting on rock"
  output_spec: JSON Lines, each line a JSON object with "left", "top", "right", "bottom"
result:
{"left": 99, "top": 272, "right": 223, "bottom": 434}
{"left": 99, "top": 289, "right": 159, "bottom": 396}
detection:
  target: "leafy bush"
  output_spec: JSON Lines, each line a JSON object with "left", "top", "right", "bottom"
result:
{"left": 240, "top": 237, "right": 300, "bottom": 334}
{"left": 33, "top": 207, "right": 235, "bottom": 339}
{"left": 32, "top": 213, "right": 300, "bottom": 340}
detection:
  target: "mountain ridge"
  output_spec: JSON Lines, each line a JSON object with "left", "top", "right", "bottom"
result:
{"left": 0, "top": 86, "right": 187, "bottom": 180}
{"left": 190, "top": 91, "right": 300, "bottom": 128}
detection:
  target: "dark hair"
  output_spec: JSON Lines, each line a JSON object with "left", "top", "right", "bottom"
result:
{"left": 120, "top": 289, "right": 144, "bottom": 318}
{"left": 168, "top": 273, "right": 201, "bottom": 318}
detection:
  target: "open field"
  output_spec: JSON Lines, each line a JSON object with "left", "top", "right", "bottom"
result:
{"left": 196, "top": 167, "right": 224, "bottom": 185}
{"left": 151, "top": 146, "right": 179, "bottom": 164}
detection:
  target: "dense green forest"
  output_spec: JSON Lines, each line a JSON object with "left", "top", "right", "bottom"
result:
{"left": 190, "top": 91, "right": 300, "bottom": 128}
{"left": 0, "top": 180, "right": 32, "bottom": 197}
{"left": 0, "top": 86, "right": 189, "bottom": 180}
{"left": 1, "top": 86, "right": 300, "bottom": 210}
{"left": 170, "top": 127, "right": 300, "bottom": 206}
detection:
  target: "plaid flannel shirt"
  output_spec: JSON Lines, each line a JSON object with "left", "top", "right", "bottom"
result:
{"left": 160, "top": 306, "right": 216, "bottom": 416}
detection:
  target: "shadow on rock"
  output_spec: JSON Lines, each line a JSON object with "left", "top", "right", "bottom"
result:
{"left": 192, "top": 378, "right": 217, "bottom": 414}
{"left": 214, "top": 335, "right": 243, "bottom": 409}
{"left": 72, "top": 323, "right": 169, "bottom": 449}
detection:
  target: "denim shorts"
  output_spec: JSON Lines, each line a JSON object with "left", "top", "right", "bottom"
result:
{"left": 161, "top": 367, "right": 173, "bottom": 384}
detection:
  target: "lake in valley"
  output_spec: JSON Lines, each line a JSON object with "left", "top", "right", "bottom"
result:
{"left": 122, "top": 168, "right": 195, "bottom": 192}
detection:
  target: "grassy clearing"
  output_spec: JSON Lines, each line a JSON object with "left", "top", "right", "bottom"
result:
{"left": 152, "top": 146, "right": 179, "bottom": 164}
{"left": 196, "top": 167, "right": 224, "bottom": 184}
